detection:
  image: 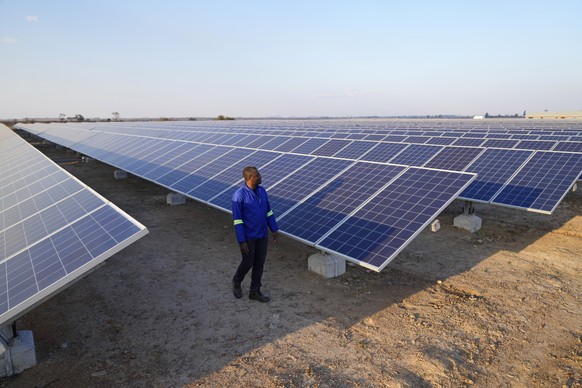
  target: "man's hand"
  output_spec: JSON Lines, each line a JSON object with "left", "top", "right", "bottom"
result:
{"left": 239, "top": 242, "right": 250, "bottom": 254}
{"left": 272, "top": 232, "right": 278, "bottom": 243}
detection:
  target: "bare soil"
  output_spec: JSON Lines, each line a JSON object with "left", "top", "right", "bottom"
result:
{"left": 3, "top": 142, "right": 581, "bottom": 387}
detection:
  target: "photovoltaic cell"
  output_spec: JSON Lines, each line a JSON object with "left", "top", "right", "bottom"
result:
{"left": 317, "top": 167, "right": 476, "bottom": 271}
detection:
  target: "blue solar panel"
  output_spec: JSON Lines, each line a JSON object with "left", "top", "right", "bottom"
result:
{"left": 311, "top": 139, "right": 352, "bottom": 156}
{"left": 268, "top": 158, "right": 354, "bottom": 217}
{"left": 460, "top": 149, "right": 533, "bottom": 202}
{"left": 332, "top": 140, "right": 376, "bottom": 160}
{"left": 360, "top": 142, "right": 408, "bottom": 163}
{"left": 452, "top": 138, "right": 485, "bottom": 147}
{"left": 208, "top": 153, "right": 314, "bottom": 211}
{"left": 278, "top": 163, "right": 405, "bottom": 244}
{"left": 171, "top": 148, "right": 253, "bottom": 194}
{"left": 187, "top": 150, "right": 279, "bottom": 201}
{"left": 153, "top": 144, "right": 219, "bottom": 186}
{"left": 290, "top": 138, "right": 329, "bottom": 154}
{"left": 481, "top": 139, "right": 520, "bottom": 149}
{"left": 515, "top": 140, "right": 557, "bottom": 151}
{"left": 491, "top": 151, "right": 582, "bottom": 213}
{"left": 274, "top": 137, "right": 309, "bottom": 152}
{"left": 317, "top": 167, "right": 476, "bottom": 271}
{"left": 423, "top": 147, "right": 484, "bottom": 171}
{"left": 553, "top": 141, "right": 582, "bottom": 153}
{"left": 0, "top": 124, "right": 147, "bottom": 326}
{"left": 388, "top": 144, "right": 443, "bottom": 166}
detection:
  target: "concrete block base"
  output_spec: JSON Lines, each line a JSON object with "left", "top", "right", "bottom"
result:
{"left": 114, "top": 170, "right": 128, "bottom": 180}
{"left": 166, "top": 193, "right": 186, "bottom": 206}
{"left": 0, "top": 331, "right": 36, "bottom": 377}
{"left": 82, "top": 156, "right": 93, "bottom": 164}
{"left": 308, "top": 252, "right": 346, "bottom": 278}
{"left": 454, "top": 214, "right": 482, "bottom": 233}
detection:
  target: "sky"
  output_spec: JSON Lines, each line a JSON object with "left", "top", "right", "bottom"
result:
{"left": 1, "top": 1, "right": 581, "bottom": 119}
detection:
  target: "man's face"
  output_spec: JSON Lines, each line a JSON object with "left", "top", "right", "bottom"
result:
{"left": 249, "top": 169, "right": 262, "bottom": 187}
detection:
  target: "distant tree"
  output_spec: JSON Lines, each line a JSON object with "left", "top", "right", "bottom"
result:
{"left": 523, "top": 110, "right": 526, "bottom": 117}
{"left": 112, "top": 112, "right": 120, "bottom": 121}
{"left": 74, "top": 114, "right": 85, "bottom": 122}
{"left": 485, "top": 112, "right": 490, "bottom": 118}
{"left": 59, "top": 113, "right": 66, "bottom": 122}
{"left": 216, "top": 115, "right": 234, "bottom": 120}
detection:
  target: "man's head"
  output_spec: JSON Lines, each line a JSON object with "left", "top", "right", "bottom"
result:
{"left": 243, "top": 166, "right": 261, "bottom": 188}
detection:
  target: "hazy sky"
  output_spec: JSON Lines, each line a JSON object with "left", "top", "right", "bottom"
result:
{"left": 1, "top": 1, "right": 581, "bottom": 119}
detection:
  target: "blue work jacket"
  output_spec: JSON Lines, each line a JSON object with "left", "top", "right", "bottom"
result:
{"left": 232, "top": 184, "right": 279, "bottom": 243}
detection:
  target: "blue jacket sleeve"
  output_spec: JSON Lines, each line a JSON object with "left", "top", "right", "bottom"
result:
{"left": 265, "top": 195, "right": 279, "bottom": 233}
{"left": 232, "top": 191, "right": 247, "bottom": 243}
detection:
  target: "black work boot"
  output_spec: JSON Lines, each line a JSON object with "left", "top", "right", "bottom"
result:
{"left": 249, "top": 290, "right": 270, "bottom": 303}
{"left": 232, "top": 281, "right": 242, "bottom": 299}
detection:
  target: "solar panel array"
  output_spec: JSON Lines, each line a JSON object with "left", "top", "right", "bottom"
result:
{"left": 14, "top": 119, "right": 582, "bottom": 270}
{"left": 14, "top": 121, "right": 481, "bottom": 272}
{"left": 0, "top": 124, "right": 148, "bottom": 327}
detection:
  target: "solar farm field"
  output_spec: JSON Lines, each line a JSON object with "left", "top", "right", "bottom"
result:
{"left": 6, "top": 120, "right": 582, "bottom": 387}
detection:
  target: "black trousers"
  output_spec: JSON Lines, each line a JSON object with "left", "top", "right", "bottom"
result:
{"left": 233, "top": 237, "right": 268, "bottom": 291}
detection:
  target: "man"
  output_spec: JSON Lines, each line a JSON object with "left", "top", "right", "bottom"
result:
{"left": 231, "top": 166, "right": 279, "bottom": 302}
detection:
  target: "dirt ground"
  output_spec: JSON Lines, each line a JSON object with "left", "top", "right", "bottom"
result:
{"left": 3, "top": 141, "right": 581, "bottom": 387}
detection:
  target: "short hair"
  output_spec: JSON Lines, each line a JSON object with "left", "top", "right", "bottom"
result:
{"left": 242, "top": 166, "right": 258, "bottom": 180}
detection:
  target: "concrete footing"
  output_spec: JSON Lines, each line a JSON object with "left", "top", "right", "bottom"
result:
{"left": 454, "top": 214, "right": 482, "bottom": 232}
{"left": 308, "top": 252, "right": 346, "bottom": 278}
{"left": 114, "top": 170, "right": 128, "bottom": 180}
{"left": 166, "top": 192, "right": 186, "bottom": 206}
{"left": 81, "top": 156, "right": 93, "bottom": 164}
{"left": 0, "top": 331, "right": 36, "bottom": 377}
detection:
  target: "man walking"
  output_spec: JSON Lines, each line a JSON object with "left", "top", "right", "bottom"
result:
{"left": 231, "top": 166, "right": 279, "bottom": 302}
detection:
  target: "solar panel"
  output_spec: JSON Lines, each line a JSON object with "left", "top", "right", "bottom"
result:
{"left": 316, "top": 167, "right": 476, "bottom": 272}
{"left": 554, "top": 141, "right": 582, "bottom": 153}
{"left": 423, "top": 146, "right": 485, "bottom": 171}
{"left": 0, "top": 124, "right": 148, "bottom": 327}
{"left": 265, "top": 158, "right": 354, "bottom": 217}
{"left": 491, "top": 151, "right": 582, "bottom": 214}
{"left": 460, "top": 149, "right": 533, "bottom": 202}
{"left": 388, "top": 144, "right": 443, "bottom": 166}
{"left": 208, "top": 153, "right": 314, "bottom": 211}
{"left": 278, "top": 163, "right": 406, "bottom": 244}
{"left": 359, "top": 142, "right": 408, "bottom": 163}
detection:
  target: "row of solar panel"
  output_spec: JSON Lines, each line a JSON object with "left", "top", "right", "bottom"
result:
{"left": 102, "top": 119, "right": 582, "bottom": 134}
{"left": 53, "top": 123, "right": 582, "bottom": 152}
{"left": 0, "top": 124, "right": 148, "bottom": 327}
{"left": 15, "top": 123, "right": 476, "bottom": 272}
{"left": 17, "top": 123, "right": 582, "bottom": 214}
{"left": 20, "top": 121, "right": 582, "bottom": 144}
